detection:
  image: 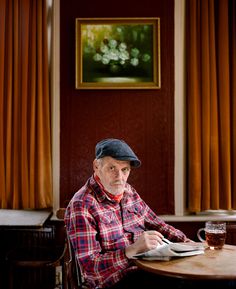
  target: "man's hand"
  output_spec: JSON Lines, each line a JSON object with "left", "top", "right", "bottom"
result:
{"left": 125, "top": 231, "right": 164, "bottom": 259}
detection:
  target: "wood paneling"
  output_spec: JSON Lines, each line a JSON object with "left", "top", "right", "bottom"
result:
{"left": 60, "top": 0, "right": 174, "bottom": 214}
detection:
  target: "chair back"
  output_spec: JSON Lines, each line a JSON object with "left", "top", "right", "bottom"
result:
{"left": 56, "top": 208, "right": 88, "bottom": 289}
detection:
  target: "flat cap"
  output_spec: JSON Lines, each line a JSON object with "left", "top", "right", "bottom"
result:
{"left": 95, "top": 138, "right": 141, "bottom": 168}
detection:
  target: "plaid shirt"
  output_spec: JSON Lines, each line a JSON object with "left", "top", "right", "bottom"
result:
{"left": 64, "top": 175, "right": 188, "bottom": 289}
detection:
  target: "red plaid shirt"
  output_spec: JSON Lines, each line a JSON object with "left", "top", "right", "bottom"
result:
{"left": 64, "top": 175, "right": 188, "bottom": 289}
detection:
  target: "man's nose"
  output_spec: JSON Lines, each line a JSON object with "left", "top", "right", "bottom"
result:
{"left": 114, "top": 169, "right": 122, "bottom": 177}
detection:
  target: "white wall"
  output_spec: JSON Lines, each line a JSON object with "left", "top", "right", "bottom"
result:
{"left": 174, "top": 0, "right": 185, "bottom": 216}
{"left": 51, "top": 0, "right": 60, "bottom": 212}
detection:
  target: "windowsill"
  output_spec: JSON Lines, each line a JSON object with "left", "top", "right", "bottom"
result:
{"left": 160, "top": 211, "right": 236, "bottom": 222}
{"left": 50, "top": 209, "right": 236, "bottom": 222}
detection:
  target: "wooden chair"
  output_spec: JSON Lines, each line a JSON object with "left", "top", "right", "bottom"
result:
{"left": 56, "top": 208, "right": 89, "bottom": 289}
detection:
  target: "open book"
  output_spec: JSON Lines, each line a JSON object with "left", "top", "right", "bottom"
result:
{"left": 133, "top": 239, "right": 205, "bottom": 261}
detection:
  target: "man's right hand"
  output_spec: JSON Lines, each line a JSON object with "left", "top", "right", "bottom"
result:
{"left": 125, "top": 230, "right": 164, "bottom": 259}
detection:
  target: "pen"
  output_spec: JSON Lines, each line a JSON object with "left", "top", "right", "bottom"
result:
{"left": 162, "top": 238, "right": 172, "bottom": 244}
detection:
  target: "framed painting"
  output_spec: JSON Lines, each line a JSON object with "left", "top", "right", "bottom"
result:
{"left": 75, "top": 17, "right": 161, "bottom": 89}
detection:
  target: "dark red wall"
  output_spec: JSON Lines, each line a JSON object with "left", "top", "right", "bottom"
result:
{"left": 60, "top": 0, "right": 175, "bottom": 214}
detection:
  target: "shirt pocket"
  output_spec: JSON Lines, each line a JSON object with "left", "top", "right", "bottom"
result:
{"left": 98, "top": 212, "right": 124, "bottom": 250}
{"left": 124, "top": 204, "right": 145, "bottom": 232}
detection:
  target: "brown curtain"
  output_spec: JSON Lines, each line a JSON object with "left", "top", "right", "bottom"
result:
{"left": 0, "top": 0, "right": 52, "bottom": 209}
{"left": 186, "top": 0, "right": 236, "bottom": 212}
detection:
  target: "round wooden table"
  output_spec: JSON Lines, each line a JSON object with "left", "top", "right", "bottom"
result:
{"left": 135, "top": 244, "right": 236, "bottom": 280}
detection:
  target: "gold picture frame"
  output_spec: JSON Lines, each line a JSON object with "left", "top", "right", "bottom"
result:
{"left": 75, "top": 17, "right": 161, "bottom": 89}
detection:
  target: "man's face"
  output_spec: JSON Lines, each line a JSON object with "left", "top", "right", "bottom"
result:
{"left": 93, "top": 156, "right": 131, "bottom": 195}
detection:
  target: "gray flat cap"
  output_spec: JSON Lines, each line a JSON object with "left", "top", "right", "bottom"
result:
{"left": 95, "top": 138, "right": 141, "bottom": 168}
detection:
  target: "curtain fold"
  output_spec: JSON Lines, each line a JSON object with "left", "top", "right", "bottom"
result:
{"left": 0, "top": 0, "right": 52, "bottom": 209}
{"left": 186, "top": 0, "right": 236, "bottom": 212}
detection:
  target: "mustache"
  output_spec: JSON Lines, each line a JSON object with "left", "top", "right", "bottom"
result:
{"left": 112, "top": 181, "right": 124, "bottom": 185}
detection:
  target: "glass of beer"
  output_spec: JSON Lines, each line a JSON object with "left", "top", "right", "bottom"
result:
{"left": 197, "top": 221, "right": 226, "bottom": 250}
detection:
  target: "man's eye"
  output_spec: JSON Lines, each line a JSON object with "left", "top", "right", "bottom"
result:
{"left": 122, "top": 168, "right": 130, "bottom": 173}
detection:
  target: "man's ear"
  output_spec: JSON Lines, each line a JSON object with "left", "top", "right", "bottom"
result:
{"left": 93, "top": 159, "right": 98, "bottom": 171}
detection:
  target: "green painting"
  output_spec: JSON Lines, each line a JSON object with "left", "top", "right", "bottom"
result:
{"left": 75, "top": 18, "right": 161, "bottom": 89}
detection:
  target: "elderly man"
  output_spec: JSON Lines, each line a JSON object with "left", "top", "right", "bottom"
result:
{"left": 64, "top": 138, "right": 191, "bottom": 289}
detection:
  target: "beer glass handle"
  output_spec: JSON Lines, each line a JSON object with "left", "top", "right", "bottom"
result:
{"left": 197, "top": 228, "right": 206, "bottom": 242}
